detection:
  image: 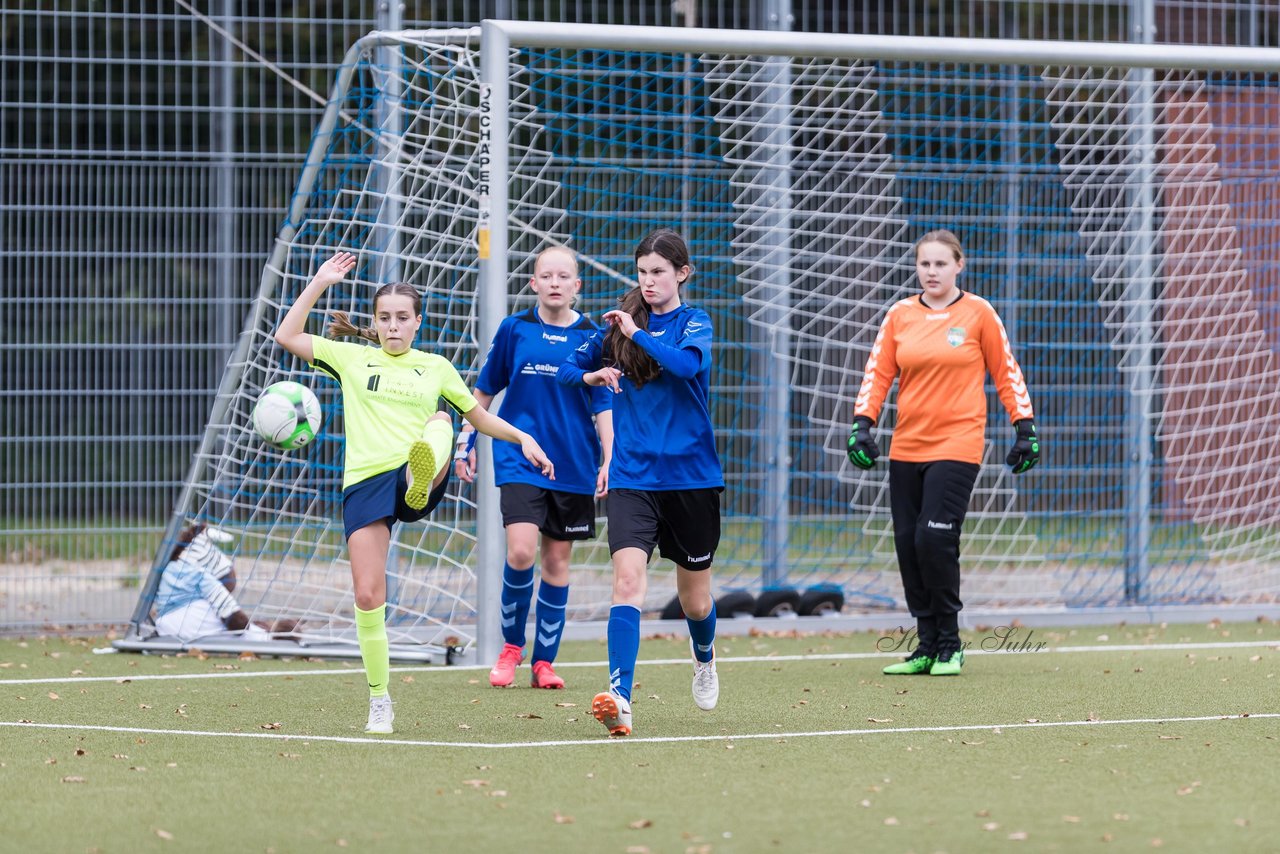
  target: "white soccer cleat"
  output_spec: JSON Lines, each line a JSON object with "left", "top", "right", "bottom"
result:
{"left": 692, "top": 658, "right": 719, "bottom": 711}
{"left": 691, "top": 655, "right": 720, "bottom": 711}
{"left": 591, "top": 690, "right": 632, "bottom": 737}
{"left": 365, "top": 694, "right": 394, "bottom": 734}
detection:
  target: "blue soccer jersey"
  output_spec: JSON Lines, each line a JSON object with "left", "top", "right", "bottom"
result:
{"left": 478, "top": 307, "right": 612, "bottom": 495}
{"left": 558, "top": 303, "right": 724, "bottom": 491}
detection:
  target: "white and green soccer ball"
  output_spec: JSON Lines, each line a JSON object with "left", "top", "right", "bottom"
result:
{"left": 251, "top": 381, "right": 322, "bottom": 450}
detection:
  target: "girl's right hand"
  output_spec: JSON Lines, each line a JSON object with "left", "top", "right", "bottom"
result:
{"left": 312, "top": 251, "right": 357, "bottom": 290}
{"left": 454, "top": 448, "right": 477, "bottom": 484}
{"left": 583, "top": 366, "right": 624, "bottom": 393}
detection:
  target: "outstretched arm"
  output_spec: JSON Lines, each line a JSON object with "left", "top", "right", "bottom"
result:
{"left": 273, "top": 251, "right": 357, "bottom": 363}
{"left": 454, "top": 390, "right": 495, "bottom": 484}
{"left": 461, "top": 403, "right": 555, "bottom": 480}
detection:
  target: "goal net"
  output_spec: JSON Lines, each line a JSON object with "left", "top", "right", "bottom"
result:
{"left": 120, "top": 25, "right": 1280, "bottom": 659}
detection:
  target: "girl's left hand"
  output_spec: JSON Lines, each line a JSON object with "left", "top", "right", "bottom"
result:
{"left": 594, "top": 465, "right": 609, "bottom": 498}
{"left": 521, "top": 436, "right": 555, "bottom": 480}
{"left": 602, "top": 309, "right": 639, "bottom": 338}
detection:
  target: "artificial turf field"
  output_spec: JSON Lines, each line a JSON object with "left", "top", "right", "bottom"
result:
{"left": 2, "top": 621, "right": 1278, "bottom": 853}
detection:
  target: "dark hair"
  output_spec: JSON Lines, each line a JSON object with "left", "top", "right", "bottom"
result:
{"left": 327, "top": 282, "right": 422, "bottom": 344}
{"left": 914, "top": 229, "right": 964, "bottom": 262}
{"left": 168, "top": 523, "right": 204, "bottom": 562}
{"left": 605, "top": 229, "right": 693, "bottom": 389}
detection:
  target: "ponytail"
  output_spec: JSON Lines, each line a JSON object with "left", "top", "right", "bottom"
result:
{"left": 327, "top": 311, "right": 380, "bottom": 344}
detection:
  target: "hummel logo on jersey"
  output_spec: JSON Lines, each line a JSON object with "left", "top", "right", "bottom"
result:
{"left": 541, "top": 331, "right": 568, "bottom": 343}
{"left": 926, "top": 520, "right": 954, "bottom": 530}
{"left": 687, "top": 552, "right": 711, "bottom": 563}
{"left": 925, "top": 313, "right": 951, "bottom": 321}
{"left": 563, "top": 525, "right": 590, "bottom": 533}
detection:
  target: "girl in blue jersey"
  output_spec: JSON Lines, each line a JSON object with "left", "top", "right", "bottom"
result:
{"left": 274, "top": 251, "right": 554, "bottom": 734}
{"left": 557, "top": 228, "right": 724, "bottom": 736}
{"left": 455, "top": 247, "right": 614, "bottom": 690}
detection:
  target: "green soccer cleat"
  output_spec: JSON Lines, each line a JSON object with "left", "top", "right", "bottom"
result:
{"left": 882, "top": 650, "right": 936, "bottom": 675}
{"left": 404, "top": 440, "right": 438, "bottom": 511}
{"left": 930, "top": 649, "right": 965, "bottom": 676}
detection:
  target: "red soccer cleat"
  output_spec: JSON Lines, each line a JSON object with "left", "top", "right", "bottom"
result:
{"left": 489, "top": 642, "right": 523, "bottom": 687}
{"left": 530, "top": 660, "right": 566, "bottom": 689}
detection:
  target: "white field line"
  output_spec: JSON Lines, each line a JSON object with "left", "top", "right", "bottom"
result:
{"left": 1, "top": 713, "right": 1275, "bottom": 749}
{"left": 1, "top": 639, "right": 1277, "bottom": 687}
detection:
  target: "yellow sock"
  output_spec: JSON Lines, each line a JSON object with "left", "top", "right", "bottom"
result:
{"left": 405, "top": 419, "right": 454, "bottom": 510}
{"left": 421, "top": 419, "right": 453, "bottom": 480}
{"left": 354, "top": 603, "right": 389, "bottom": 697}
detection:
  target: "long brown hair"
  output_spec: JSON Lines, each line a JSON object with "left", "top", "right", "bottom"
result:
{"left": 605, "top": 229, "right": 693, "bottom": 389}
{"left": 327, "top": 282, "right": 423, "bottom": 345}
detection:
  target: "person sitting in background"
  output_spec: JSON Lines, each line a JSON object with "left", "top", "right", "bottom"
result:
{"left": 153, "top": 523, "right": 297, "bottom": 642}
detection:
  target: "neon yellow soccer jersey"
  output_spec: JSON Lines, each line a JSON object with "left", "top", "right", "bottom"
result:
{"left": 309, "top": 335, "right": 477, "bottom": 489}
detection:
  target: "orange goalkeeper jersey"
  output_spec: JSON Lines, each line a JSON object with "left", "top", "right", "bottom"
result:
{"left": 854, "top": 292, "right": 1034, "bottom": 464}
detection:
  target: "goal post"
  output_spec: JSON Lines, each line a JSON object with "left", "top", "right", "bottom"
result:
{"left": 120, "top": 23, "right": 1280, "bottom": 662}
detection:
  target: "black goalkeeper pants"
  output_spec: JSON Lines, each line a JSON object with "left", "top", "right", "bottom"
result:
{"left": 889, "top": 460, "right": 980, "bottom": 651}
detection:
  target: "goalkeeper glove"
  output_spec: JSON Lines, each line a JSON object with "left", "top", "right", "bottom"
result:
{"left": 1006, "top": 418, "right": 1040, "bottom": 474}
{"left": 846, "top": 416, "right": 880, "bottom": 469}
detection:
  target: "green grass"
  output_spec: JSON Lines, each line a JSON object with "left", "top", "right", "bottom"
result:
{"left": 2, "top": 622, "right": 1278, "bottom": 852}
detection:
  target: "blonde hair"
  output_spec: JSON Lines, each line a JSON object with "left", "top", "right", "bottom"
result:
{"left": 327, "top": 282, "right": 422, "bottom": 345}
{"left": 534, "top": 245, "right": 579, "bottom": 277}
{"left": 914, "top": 229, "right": 964, "bottom": 262}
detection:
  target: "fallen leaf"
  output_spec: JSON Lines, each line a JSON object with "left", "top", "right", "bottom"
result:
{"left": 1025, "top": 718, "right": 1040, "bottom": 723}
{"left": 1063, "top": 816, "right": 1081, "bottom": 823}
{"left": 458, "top": 724, "right": 471, "bottom": 730}
{"left": 629, "top": 819, "right": 653, "bottom": 829}
{"left": 1158, "top": 735, "right": 1182, "bottom": 741}
{"left": 155, "top": 829, "right": 173, "bottom": 840}
{"left": 1009, "top": 831, "right": 1028, "bottom": 840}
{"left": 553, "top": 811, "right": 574, "bottom": 824}
{"left": 47, "top": 692, "right": 60, "bottom": 700}
{"left": 883, "top": 817, "right": 899, "bottom": 826}
{"left": 462, "top": 779, "right": 489, "bottom": 788}
{"left": 626, "top": 847, "right": 651, "bottom": 854}
{"left": 61, "top": 775, "right": 86, "bottom": 784}
{"left": 74, "top": 749, "right": 86, "bottom": 756}
{"left": 401, "top": 675, "right": 415, "bottom": 683}
{"left": 867, "top": 718, "right": 892, "bottom": 723}
{"left": 260, "top": 722, "right": 282, "bottom": 730}
{"left": 515, "top": 713, "right": 543, "bottom": 719}
{"left": 555, "top": 702, "right": 577, "bottom": 708}
{"left": 983, "top": 822, "right": 999, "bottom": 831}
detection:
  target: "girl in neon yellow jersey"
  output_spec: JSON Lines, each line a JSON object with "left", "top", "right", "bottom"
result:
{"left": 275, "top": 251, "right": 554, "bottom": 733}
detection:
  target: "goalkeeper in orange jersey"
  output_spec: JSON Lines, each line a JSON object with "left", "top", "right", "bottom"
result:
{"left": 848, "top": 229, "right": 1039, "bottom": 676}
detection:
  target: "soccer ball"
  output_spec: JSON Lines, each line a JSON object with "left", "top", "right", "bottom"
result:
{"left": 251, "top": 381, "right": 322, "bottom": 450}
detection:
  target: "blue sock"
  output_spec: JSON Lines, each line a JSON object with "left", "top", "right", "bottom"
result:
{"left": 499, "top": 563, "right": 535, "bottom": 648}
{"left": 532, "top": 581, "right": 569, "bottom": 665}
{"left": 607, "top": 604, "right": 641, "bottom": 701}
{"left": 687, "top": 600, "right": 717, "bottom": 663}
